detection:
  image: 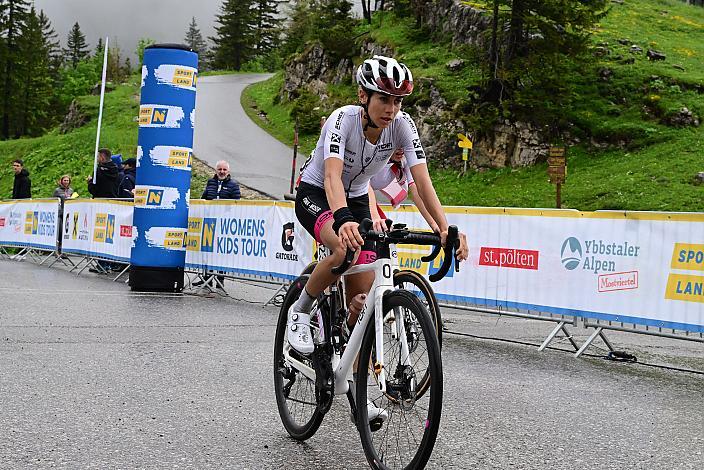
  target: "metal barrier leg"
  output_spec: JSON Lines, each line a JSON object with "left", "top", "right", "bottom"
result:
{"left": 11, "top": 247, "right": 29, "bottom": 261}
{"left": 265, "top": 283, "right": 288, "bottom": 307}
{"left": 39, "top": 251, "right": 57, "bottom": 266}
{"left": 69, "top": 256, "right": 89, "bottom": 273}
{"left": 574, "top": 326, "right": 614, "bottom": 358}
{"left": 538, "top": 321, "right": 568, "bottom": 351}
{"left": 113, "top": 264, "right": 131, "bottom": 282}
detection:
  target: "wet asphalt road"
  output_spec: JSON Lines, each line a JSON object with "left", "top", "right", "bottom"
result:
{"left": 193, "top": 74, "right": 301, "bottom": 199}
{"left": 1, "top": 259, "right": 703, "bottom": 469}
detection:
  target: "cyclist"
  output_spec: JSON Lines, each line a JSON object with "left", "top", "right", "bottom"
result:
{"left": 368, "top": 149, "right": 439, "bottom": 233}
{"left": 290, "top": 55, "right": 468, "bottom": 357}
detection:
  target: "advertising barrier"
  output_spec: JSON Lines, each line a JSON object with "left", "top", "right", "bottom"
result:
{"left": 61, "top": 199, "right": 134, "bottom": 262}
{"left": 0, "top": 199, "right": 60, "bottom": 250}
{"left": 184, "top": 200, "right": 313, "bottom": 280}
{"left": 2, "top": 197, "right": 702, "bottom": 335}
{"left": 384, "top": 206, "right": 704, "bottom": 334}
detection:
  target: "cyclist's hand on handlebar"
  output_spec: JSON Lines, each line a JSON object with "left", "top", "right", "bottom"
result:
{"left": 456, "top": 232, "right": 469, "bottom": 261}
{"left": 372, "top": 216, "right": 387, "bottom": 232}
{"left": 440, "top": 229, "right": 469, "bottom": 262}
{"left": 338, "top": 221, "right": 363, "bottom": 250}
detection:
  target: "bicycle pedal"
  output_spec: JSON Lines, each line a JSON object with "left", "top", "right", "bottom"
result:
{"left": 369, "top": 418, "right": 384, "bottom": 432}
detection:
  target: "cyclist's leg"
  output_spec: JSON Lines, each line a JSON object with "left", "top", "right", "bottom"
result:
{"left": 289, "top": 183, "right": 347, "bottom": 353}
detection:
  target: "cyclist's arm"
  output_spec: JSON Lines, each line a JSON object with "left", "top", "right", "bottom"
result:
{"left": 367, "top": 183, "right": 386, "bottom": 232}
{"left": 410, "top": 163, "right": 468, "bottom": 260}
{"left": 408, "top": 183, "right": 439, "bottom": 233}
{"left": 324, "top": 158, "right": 363, "bottom": 248}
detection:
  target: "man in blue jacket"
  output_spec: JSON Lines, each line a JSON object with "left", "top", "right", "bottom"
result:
{"left": 201, "top": 160, "right": 241, "bottom": 200}
{"left": 194, "top": 160, "right": 241, "bottom": 289}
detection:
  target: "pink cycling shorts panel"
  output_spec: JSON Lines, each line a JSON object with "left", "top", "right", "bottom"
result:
{"left": 355, "top": 250, "right": 377, "bottom": 266}
{"left": 314, "top": 210, "right": 333, "bottom": 244}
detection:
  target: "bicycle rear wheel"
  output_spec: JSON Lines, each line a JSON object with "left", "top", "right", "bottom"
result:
{"left": 273, "top": 275, "right": 323, "bottom": 440}
{"left": 356, "top": 290, "right": 443, "bottom": 470}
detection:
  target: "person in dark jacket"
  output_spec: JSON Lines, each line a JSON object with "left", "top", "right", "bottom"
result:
{"left": 118, "top": 158, "right": 137, "bottom": 198}
{"left": 87, "top": 148, "right": 119, "bottom": 198}
{"left": 11, "top": 159, "right": 31, "bottom": 199}
{"left": 194, "top": 160, "right": 240, "bottom": 289}
{"left": 201, "top": 160, "right": 241, "bottom": 200}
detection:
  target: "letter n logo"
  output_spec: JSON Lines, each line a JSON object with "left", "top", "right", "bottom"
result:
{"left": 147, "top": 189, "right": 164, "bottom": 206}
{"left": 105, "top": 215, "right": 115, "bottom": 244}
{"left": 201, "top": 218, "right": 216, "bottom": 252}
{"left": 152, "top": 107, "right": 168, "bottom": 124}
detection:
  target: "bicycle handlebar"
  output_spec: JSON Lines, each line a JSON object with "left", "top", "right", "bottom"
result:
{"left": 331, "top": 218, "right": 461, "bottom": 282}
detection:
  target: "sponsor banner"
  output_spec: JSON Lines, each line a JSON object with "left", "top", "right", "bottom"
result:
{"left": 382, "top": 205, "right": 704, "bottom": 333}
{"left": 185, "top": 200, "right": 313, "bottom": 280}
{"left": 0, "top": 199, "right": 59, "bottom": 250}
{"left": 154, "top": 64, "right": 197, "bottom": 91}
{"left": 61, "top": 199, "right": 134, "bottom": 262}
{"left": 138, "top": 104, "right": 185, "bottom": 128}
{"left": 133, "top": 185, "right": 181, "bottom": 209}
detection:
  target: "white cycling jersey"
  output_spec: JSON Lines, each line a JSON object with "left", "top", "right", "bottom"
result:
{"left": 300, "top": 105, "right": 426, "bottom": 198}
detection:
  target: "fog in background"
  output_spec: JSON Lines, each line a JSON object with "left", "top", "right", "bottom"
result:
{"left": 34, "top": 1, "right": 363, "bottom": 65}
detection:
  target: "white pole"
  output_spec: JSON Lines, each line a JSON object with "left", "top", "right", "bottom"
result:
{"left": 93, "top": 36, "right": 110, "bottom": 180}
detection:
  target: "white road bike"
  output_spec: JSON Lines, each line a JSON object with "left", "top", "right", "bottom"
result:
{"left": 274, "top": 219, "right": 460, "bottom": 469}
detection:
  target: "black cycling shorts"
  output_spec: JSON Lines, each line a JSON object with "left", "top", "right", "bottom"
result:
{"left": 295, "top": 182, "right": 371, "bottom": 243}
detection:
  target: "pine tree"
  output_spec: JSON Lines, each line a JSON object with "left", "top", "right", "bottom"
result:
{"left": 17, "top": 7, "right": 53, "bottom": 136}
{"left": 95, "top": 37, "right": 104, "bottom": 56}
{"left": 210, "top": 0, "right": 256, "bottom": 70}
{"left": 66, "top": 21, "right": 89, "bottom": 68}
{"left": 184, "top": 17, "right": 209, "bottom": 70}
{"left": 38, "top": 9, "right": 62, "bottom": 73}
{"left": 0, "top": 0, "right": 31, "bottom": 139}
{"left": 253, "top": 0, "right": 282, "bottom": 54}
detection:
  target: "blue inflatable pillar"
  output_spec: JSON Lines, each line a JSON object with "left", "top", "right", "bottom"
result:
{"left": 129, "top": 44, "right": 197, "bottom": 292}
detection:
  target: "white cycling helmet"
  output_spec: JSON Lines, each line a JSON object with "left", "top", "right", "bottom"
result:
{"left": 356, "top": 55, "right": 414, "bottom": 97}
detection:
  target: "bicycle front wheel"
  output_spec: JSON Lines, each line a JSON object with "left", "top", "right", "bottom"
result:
{"left": 356, "top": 290, "right": 443, "bottom": 470}
{"left": 393, "top": 270, "right": 442, "bottom": 348}
{"left": 273, "top": 275, "right": 324, "bottom": 440}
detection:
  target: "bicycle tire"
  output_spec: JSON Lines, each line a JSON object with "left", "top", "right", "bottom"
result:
{"left": 393, "top": 270, "right": 442, "bottom": 349}
{"left": 273, "top": 275, "right": 324, "bottom": 440}
{"left": 356, "top": 290, "right": 443, "bottom": 470}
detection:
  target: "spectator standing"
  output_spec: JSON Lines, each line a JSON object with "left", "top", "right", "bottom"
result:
{"left": 87, "top": 148, "right": 119, "bottom": 198}
{"left": 201, "top": 160, "right": 241, "bottom": 200}
{"left": 195, "top": 160, "right": 240, "bottom": 289}
{"left": 87, "top": 148, "right": 119, "bottom": 274}
{"left": 11, "top": 159, "right": 31, "bottom": 199}
{"left": 118, "top": 158, "right": 137, "bottom": 198}
{"left": 52, "top": 175, "right": 75, "bottom": 200}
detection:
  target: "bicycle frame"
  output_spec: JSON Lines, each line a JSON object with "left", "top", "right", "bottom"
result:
{"left": 283, "top": 245, "right": 410, "bottom": 397}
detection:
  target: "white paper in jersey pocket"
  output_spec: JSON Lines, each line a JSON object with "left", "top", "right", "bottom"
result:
{"left": 380, "top": 178, "right": 408, "bottom": 208}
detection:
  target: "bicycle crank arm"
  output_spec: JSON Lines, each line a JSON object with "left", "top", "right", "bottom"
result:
{"left": 283, "top": 344, "right": 316, "bottom": 383}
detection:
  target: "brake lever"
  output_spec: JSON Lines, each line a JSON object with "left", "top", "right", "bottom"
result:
{"left": 421, "top": 243, "right": 441, "bottom": 263}
{"left": 428, "top": 226, "right": 459, "bottom": 282}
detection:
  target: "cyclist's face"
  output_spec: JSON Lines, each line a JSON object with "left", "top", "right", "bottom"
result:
{"left": 362, "top": 91, "right": 403, "bottom": 128}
